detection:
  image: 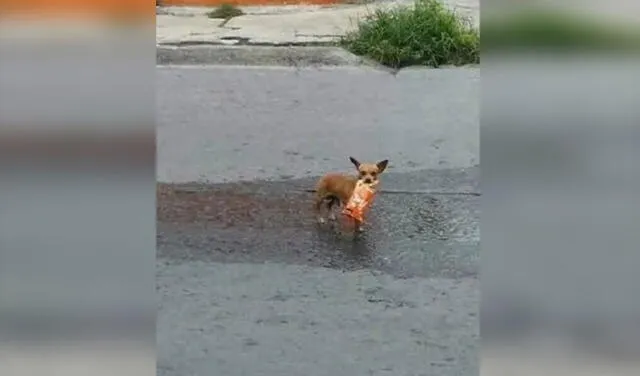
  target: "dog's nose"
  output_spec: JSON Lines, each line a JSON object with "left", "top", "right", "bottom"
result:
{"left": 364, "top": 178, "right": 372, "bottom": 184}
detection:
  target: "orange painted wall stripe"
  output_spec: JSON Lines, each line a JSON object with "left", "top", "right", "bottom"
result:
{"left": 0, "top": 0, "right": 153, "bottom": 19}
{"left": 0, "top": 0, "right": 345, "bottom": 19}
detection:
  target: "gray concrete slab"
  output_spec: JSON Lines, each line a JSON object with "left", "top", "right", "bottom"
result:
{"left": 156, "top": 1, "right": 480, "bottom": 46}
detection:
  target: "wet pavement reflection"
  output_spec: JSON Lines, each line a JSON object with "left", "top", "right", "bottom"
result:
{"left": 157, "top": 167, "right": 479, "bottom": 279}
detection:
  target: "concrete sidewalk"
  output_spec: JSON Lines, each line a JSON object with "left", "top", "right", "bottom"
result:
{"left": 156, "top": 1, "right": 480, "bottom": 46}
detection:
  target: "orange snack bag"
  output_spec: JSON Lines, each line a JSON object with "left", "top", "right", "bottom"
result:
{"left": 342, "top": 181, "right": 377, "bottom": 222}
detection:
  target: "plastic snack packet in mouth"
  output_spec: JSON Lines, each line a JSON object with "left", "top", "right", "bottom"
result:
{"left": 342, "top": 180, "right": 377, "bottom": 223}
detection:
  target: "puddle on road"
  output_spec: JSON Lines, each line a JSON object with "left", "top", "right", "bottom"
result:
{"left": 158, "top": 182, "right": 315, "bottom": 228}
{"left": 157, "top": 177, "right": 479, "bottom": 279}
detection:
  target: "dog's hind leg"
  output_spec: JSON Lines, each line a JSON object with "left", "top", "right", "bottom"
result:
{"left": 313, "top": 197, "right": 325, "bottom": 224}
{"left": 326, "top": 196, "right": 339, "bottom": 221}
{"left": 313, "top": 190, "right": 331, "bottom": 224}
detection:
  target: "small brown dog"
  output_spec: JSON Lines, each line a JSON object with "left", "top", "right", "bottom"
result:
{"left": 314, "top": 156, "right": 388, "bottom": 231}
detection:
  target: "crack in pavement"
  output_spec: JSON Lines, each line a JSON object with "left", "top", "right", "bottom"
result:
{"left": 157, "top": 40, "right": 338, "bottom": 47}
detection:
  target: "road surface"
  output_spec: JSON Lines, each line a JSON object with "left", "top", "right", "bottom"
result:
{"left": 157, "top": 64, "right": 480, "bottom": 376}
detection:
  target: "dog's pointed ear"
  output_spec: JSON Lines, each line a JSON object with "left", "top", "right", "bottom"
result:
{"left": 349, "top": 157, "right": 361, "bottom": 168}
{"left": 376, "top": 159, "right": 389, "bottom": 173}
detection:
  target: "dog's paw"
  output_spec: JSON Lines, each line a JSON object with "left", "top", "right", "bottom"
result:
{"left": 328, "top": 213, "right": 337, "bottom": 221}
{"left": 317, "top": 217, "right": 327, "bottom": 224}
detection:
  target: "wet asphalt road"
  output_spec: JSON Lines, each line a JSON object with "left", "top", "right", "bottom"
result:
{"left": 157, "top": 65, "right": 479, "bottom": 376}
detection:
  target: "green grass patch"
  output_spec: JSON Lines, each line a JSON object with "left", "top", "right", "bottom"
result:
{"left": 207, "top": 4, "right": 244, "bottom": 20}
{"left": 483, "top": 10, "right": 640, "bottom": 52}
{"left": 341, "top": 0, "right": 479, "bottom": 68}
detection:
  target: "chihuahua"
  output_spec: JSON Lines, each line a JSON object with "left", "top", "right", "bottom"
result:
{"left": 314, "top": 156, "right": 388, "bottom": 230}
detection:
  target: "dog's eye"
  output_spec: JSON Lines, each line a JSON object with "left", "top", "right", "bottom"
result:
{"left": 371, "top": 172, "right": 377, "bottom": 177}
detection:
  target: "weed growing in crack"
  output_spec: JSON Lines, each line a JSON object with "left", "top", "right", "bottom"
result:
{"left": 341, "top": 0, "right": 479, "bottom": 68}
{"left": 207, "top": 4, "right": 244, "bottom": 21}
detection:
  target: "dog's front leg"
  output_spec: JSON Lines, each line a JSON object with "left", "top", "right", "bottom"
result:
{"left": 353, "top": 218, "right": 364, "bottom": 233}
